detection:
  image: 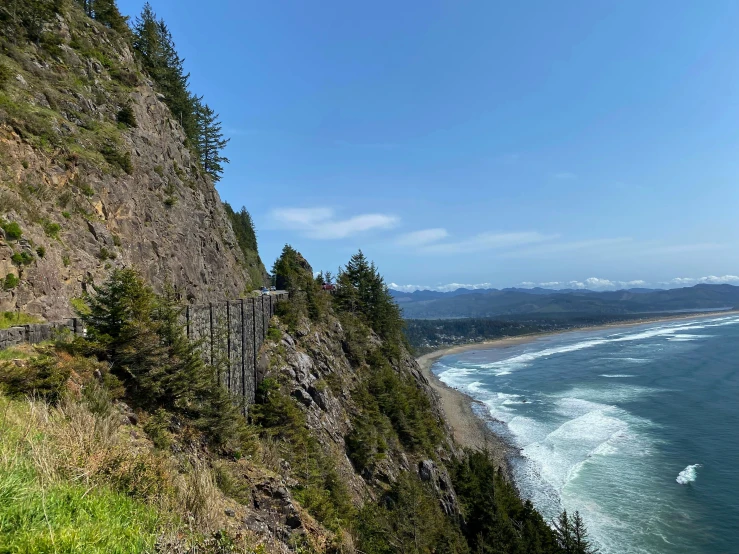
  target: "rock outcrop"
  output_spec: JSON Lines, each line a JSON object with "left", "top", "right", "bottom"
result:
{"left": 0, "top": 7, "right": 263, "bottom": 319}
{"left": 260, "top": 313, "right": 465, "bottom": 523}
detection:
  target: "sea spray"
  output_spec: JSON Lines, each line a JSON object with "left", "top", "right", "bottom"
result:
{"left": 676, "top": 464, "right": 701, "bottom": 485}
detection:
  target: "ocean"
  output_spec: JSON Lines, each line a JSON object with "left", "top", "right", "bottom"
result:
{"left": 432, "top": 314, "right": 739, "bottom": 554}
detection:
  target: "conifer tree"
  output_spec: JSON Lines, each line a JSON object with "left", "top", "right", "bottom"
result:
{"left": 572, "top": 511, "right": 599, "bottom": 554}
{"left": 554, "top": 510, "right": 575, "bottom": 554}
{"left": 132, "top": 4, "right": 198, "bottom": 146}
{"left": 335, "top": 250, "right": 403, "bottom": 339}
{"left": 195, "top": 99, "right": 230, "bottom": 182}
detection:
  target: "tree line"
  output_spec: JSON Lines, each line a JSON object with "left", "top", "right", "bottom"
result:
{"left": 68, "top": 0, "right": 230, "bottom": 182}
{"left": 271, "top": 246, "right": 600, "bottom": 553}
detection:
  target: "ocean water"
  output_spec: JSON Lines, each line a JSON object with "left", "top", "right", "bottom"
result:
{"left": 432, "top": 314, "right": 739, "bottom": 554}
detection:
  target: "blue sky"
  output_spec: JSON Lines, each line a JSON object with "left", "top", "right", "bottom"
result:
{"left": 118, "top": 0, "right": 739, "bottom": 291}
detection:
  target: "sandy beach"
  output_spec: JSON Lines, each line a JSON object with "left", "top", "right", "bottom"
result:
{"left": 416, "top": 310, "right": 739, "bottom": 474}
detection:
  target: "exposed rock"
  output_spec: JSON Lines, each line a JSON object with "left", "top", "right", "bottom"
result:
{"left": 418, "top": 459, "right": 460, "bottom": 517}
{"left": 0, "top": 18, "right": 266, "bottom": 320}
{"left": 291, "top": 388, "right": 313, "bottom": 407}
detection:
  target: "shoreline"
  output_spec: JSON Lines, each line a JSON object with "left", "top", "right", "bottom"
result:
{"left": 416, "top": 309, "right": 739, "bottom": 474}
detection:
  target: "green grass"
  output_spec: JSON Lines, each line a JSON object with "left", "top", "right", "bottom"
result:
{"left": 0, "top": 395, "right": 161, "bottom": 553}
{"left": 0, "top": 466, "right": 160, "bottom": 554}
{"left": 0, "top": 312, "right": 43, "bottom": 330}
{"left": 0, "top": 346, "right": 33, "bottom": 362}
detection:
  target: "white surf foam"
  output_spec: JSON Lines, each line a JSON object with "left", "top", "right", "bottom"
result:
{"left": 471, "top": 316, "right": 739, "bottom": 376}
{"left": 676, "top": 464, "right": 701, "bottom": 485}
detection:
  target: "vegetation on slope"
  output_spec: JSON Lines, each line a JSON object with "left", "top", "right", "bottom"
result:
{"left": 269, "top": 246, "right": 600, "bottom": 553}
{"left": 0, "top": 0, "right": 264, "bottom": 314}
{"left": 224, "top": 203, "right": 267, "bottom": 288}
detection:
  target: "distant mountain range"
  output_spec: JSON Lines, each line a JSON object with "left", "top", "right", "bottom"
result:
{"left": 390, "top": 284, "right": 739, "bottom": 319}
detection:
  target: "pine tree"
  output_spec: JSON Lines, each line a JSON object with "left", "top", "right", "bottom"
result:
{"left": 572, "top": 511, "right": 599, "bottom": 554}
{"left": 554, "top": 510, "right": 575, "bottom": 554}
{"left": 335, "top": 250, "right": 403, "bottom": 339}
{"left": 195, "top": 99, "right": 230, "bottom": 182}
{"left": 132, "top": 4, "right": 198, "bottom": 146}
{"left": 78, "top": 268, "right": 168, "bottom": 405}
{"left": 91, "top": 0, "right": 128, "bottom": 32}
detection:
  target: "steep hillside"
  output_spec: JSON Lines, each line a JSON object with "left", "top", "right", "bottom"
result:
{"left": 0, "top": 252, "right": 583, "bottom": 553}
{"left": 0, "top": 0, "right": 265, "bottom": 320}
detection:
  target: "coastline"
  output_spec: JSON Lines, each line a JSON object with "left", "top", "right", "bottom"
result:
{"left": 416, "top": 309, "right": 739, "bottom": 475}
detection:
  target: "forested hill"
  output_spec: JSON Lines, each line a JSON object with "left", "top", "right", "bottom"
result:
{"left": 393, "top": 284, "right": 739, "bottom": 319}
{"left": 0, "top": 0, "right": 265, "bottom": 320}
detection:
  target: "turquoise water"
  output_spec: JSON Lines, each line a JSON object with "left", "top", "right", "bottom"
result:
{"left": 433, "top": 314, "right": 739, "bottom": 554}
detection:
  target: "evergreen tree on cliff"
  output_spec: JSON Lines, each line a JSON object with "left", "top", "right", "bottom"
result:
{"left": 195, "top": 99, "right": 230, "bottom": 182}
{"left": 132, "top": 4, "right": 198, "bottom": 148}
{"left": 335, "top": 250, "right": 403, "bottom": 340}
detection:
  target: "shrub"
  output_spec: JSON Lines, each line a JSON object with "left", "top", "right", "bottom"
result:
{"left": 0, "top": 64, "right": 11, "bottom": 89}
{"left": 266, "top": 326, "right": 282, "bottom": 342}
{"left": 11, "top": 251, "right": 34, "bottom": 266}
{"left": 110, "top": 68, "right": 140, "bottom": 87}
{"left": 100, "top": 143, "right": 133, "bottom": 174}
{"left": 78, "top": 269, "right": 249, "bottom": 449}
{"left": 0, "top": 354, "right": 71, "bottom": 403}
{"left": 3, "top": 274, "right": 19, "bottom": 290}
{"left": 1, "top": 220, "right": 22, "bottom": 240}
{"left": 36, "top": 246, "right": 46, "bottom": 257}
{"left": 43, "top": 220, "right": 61, "bottom": 239}
{"left": 97, "top": 247, "right": 116, "bottom": 261}
{"left": 116, "top": 105, "right": 137, "bottom": 128}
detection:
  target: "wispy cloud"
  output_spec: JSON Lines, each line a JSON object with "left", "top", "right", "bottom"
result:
{"left": 553, "top": 171, "right": 577, "bottom": 180}
{"left": 396, "top": 228, "right": 449, "bottom": 247}
{"left": 419, "top": 231, "right": 557, "bottom": 255}
{"left": 269, "top": 207, "right": 398, "bottom": 239}
{"left": 390, "top": 275, "right": 739, "bottom": 293}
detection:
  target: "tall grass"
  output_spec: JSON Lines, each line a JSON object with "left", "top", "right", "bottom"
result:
{"left": 0, "top": 396, "right": 160, "bottom": 553}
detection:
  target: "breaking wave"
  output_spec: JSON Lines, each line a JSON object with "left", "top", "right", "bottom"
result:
{"left": 676, "top": 464, "right": 701, "bottom": 485}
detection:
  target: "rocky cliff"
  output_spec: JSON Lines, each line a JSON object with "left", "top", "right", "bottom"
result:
{"left": 0, "top": 2, "right": 264, "bottom": 320}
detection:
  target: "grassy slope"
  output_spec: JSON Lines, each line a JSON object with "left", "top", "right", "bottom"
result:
{"left": 0, "top": 395, "right": 161, "bottom": 553}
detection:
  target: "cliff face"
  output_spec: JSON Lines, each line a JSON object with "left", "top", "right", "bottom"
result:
{"left": 254, "top": 311, "right": 465, "bottom": 542}
{"left": 0, "top": 4, "right": 263, "bottom": 320}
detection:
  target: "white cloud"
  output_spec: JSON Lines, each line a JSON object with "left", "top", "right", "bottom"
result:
{"left": 396, "top": 228, "right": 448, "bottom": 247}
{"left": 389, "top": 282, "right": 495, "bottom": 293}
{"left": 390, "top": 274, "right": 739, "bottom": 293}
{"left": 584, "top": 277, "right": 615, "bottom": 289}
{"left": 269, "top": 207, "right": 398, "bottom": 239}
{"left": 664, "top": 275, "right": 739, "bottom": 286}
{"left": 419, "top": 231, "right": 557, "bottom": 255}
